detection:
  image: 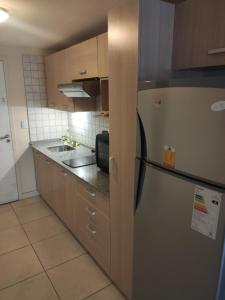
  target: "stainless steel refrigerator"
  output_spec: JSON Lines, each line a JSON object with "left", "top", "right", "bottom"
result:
{"left": 133, "top": 79, "right": 225, "bottom": 300}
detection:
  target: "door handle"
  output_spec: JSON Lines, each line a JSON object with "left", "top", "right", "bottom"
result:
{"left": 0, "top": 134, "right": 10, "bottom": 141}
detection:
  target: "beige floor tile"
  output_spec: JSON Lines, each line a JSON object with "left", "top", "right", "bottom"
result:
{"left": 0, "top": 226, "right": 29, "bottom": 256}
{"left": 11, "top": 196, "right": 43, "bottom": 209}
{"left": 0, "top": 204, "right": 12, "bottom": 214}
{"left": 0, "top": 208, "right": 19, "bottom": 232}
{"left": 0, "top": 273, "right": 59, "bottom": 300}
{"left": 86, "top": 285, "right": 125, "bottom": 300}
{"left": 13, "top": 201, "right": 53, "bottom": 224}
{"left": 33, "top": 231, "right": 86, "bottom": 270}
{"left": 0, "top": 245, "right": 43, "bottom": 290}
{"left": 47, "top": 254, "right": 111, "bottom": 300}
{"left": 23, "top": 215, "right": 67, "bottom": 243}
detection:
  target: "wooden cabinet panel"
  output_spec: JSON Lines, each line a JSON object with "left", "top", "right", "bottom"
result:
{"left": 33, "top": 150, "right": 54, "bottom": 206}
{"left": 51, "top": 164, "right": 77, "bottom": 231}
{"left": 108, "top": 0, "right": 139, "bottom": 298}
{"left": 67, "top": 37, "right": 98, "bottom": 80}
{"left": 76, "top": 188, "right": 110, "bottom": 273}
{"left": 45, "top": 51, "right": 74, "bottom": 111}
{"left": 173, "top": 0, "right": 225, "bottom": 69}
{"left": 77, "top": 180, "right": 109, "bottom": 217}
{"left": 97, "top": 33, "right": 108, "bottom": 78}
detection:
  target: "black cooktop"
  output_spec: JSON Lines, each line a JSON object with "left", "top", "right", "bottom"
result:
{"left": 63, "top": 155, "right": 96, "bottom": 168}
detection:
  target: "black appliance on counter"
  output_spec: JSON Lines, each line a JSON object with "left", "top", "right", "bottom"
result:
{"left": 95, "top": 131, "right": 109, "bottom": 173}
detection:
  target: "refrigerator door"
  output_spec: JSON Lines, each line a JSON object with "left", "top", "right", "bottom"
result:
{"left": 133, "top": 162, "right": 225, "bottom": 300}
{"left": 138, "top": 86, "right": 225, "bottom": 186}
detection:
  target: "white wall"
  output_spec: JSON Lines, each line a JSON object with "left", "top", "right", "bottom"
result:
{"left": 0, "top": 46, "right": 48, "bottom": 199}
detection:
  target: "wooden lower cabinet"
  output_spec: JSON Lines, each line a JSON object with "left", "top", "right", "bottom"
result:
{"left": 33, "top": 150, "right": 54, "bottom": 206}
{"left": 76, "top": 181, "right": 110, "bottom": 273}
{"left": 33, "top": 149, "right": 110, "bottom": 274}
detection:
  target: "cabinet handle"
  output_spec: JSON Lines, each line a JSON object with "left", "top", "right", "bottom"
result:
{"left": 62, "top": 172, "right": 68, "bottom": 177}
{"left": 86, "top": 224, "right": 97, "bottom": 235}
{"left": 79, "top": 69, "right": 87, "bottom": 75}
{"left": 208, "top": 48, "right": 225, "bottom": 55}
{"left": 46, "top": 160, "right": 51, "bottom": 165}
{"left": 86, "top": 190, "right": 96, "bottom": 198}
{"left": 85, "top": 206, "right": 96, "bottom": 217}
{"left": 109, "top": 156, "right": 116, "bottom": 174}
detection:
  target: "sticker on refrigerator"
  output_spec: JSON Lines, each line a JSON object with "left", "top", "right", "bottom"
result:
{"left": 191, "top": 185, "right": 222, "bottom": 240}
{"left": 163, "top": 146, "right": 176, "bottom": 168}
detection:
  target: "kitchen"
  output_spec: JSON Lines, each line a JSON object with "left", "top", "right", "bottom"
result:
{"left": 0, "top": 0, "right": 225, "bottom": 300}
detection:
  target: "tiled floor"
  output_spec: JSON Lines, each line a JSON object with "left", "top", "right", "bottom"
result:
{"left": 0, "top": 196, "right": 125, "bottom": 300}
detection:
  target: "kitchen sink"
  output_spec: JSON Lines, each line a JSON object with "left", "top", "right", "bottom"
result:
{"left": 47, "top": 145, "right": 75, "bottom": 153}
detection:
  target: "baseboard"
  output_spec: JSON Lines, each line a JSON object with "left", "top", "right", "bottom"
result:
{"left": 21, "top": 190, "right": 39, "bottom": 199}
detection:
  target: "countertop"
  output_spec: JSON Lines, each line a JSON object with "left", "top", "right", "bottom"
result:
{"left": 31, "top": 139, "right": 109, "bottom": 197}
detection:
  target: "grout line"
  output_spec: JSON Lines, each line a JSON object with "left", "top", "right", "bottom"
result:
{"left": 0, "top": 243, "right": 30, "bottom": 258}
{"left": 0, "top": 271, "right": 44, "bottom": 293}
{"left": 30, "top": 243, "right": 61, "bottom": 300}
{"left": 28, "top": 229, "right": 68, "bottom": 245}
{"left": 11, "top": 203, "right": 61, "bottom": 300}
{"left": 81, "top": 283, "right": 112, "bottom": 300}
{"left": 15, "top": 213, "right": 54, "bottom": 226}
{"left": 46, "top": 253, "right": 87, "bottom": 272}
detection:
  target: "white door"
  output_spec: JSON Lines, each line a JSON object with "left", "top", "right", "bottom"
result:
{"left": 0, "top": 61, "right": 18, "bottom": 204}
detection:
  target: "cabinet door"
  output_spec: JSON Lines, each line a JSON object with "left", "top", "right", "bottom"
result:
{"left": 173, "top": 0, "right": 225, "bottom": 69}
{"left": 33, "top": 151, "right": 54, "bottom": 205}
{"left": 97, "top": 33, "right": 108, "bottom": 78}
{"left": 67, "top": 37, "right": 98, "bottom": 80}
{"left": 45, "top": 51, "right": 74, "bottom": 111}
{"left": 51, "top": 164, "right": 76, "bottom": 229}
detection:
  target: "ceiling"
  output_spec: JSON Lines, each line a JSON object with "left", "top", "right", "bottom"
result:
{"left": 0, "top": 0, "right": 127, "bottom": 51}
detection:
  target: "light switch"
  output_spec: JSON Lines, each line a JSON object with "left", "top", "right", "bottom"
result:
{"left": 21, "top": 120, "right": 28, "bottom": 129}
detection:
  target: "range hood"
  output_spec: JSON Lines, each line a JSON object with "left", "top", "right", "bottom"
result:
{"left": 58, "top": 78, "right": 100, "bottom": 98}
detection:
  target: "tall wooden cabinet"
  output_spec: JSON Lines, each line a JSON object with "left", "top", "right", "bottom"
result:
{"left": 173, "top": 0, "right": 225, "bottom": 69}
{"left": 109, "top": 1, "right": 139, "bottom": 298}
{"left": 109, "top": 0, "right": 175, "bottom": 298}
{"left": 97, "top": 33, "right": 108, "bottom": 78}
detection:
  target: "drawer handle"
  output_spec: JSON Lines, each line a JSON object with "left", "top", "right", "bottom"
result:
{"left": 62, "top": 171, "right": 68, "bottom": 177}
{"left": 85, "top": 206, "right": 96, "bottom": 217}
{"left": 46, "top": 160, "right": 51, "bottom": 165}
{"left": 208, "top": 48, "right": 225, "bottom": 55}
{"left": 86, "top": 190, "right": 96, "bottom": 198}
{"left": 79, "top": 69, "right": 87, "bottom": 75}
{"left": 86, "top": 224, "right": 96, "bottom": 235}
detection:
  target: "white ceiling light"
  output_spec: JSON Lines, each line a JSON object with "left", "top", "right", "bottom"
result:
{"left": 0, "top": 8, "right": 9, "bottom": 23}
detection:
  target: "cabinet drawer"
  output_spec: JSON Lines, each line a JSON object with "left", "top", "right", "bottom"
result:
{"left": 77, "top": 181, "right": 109, "bottom": 217}
{"left": 76, "top": 194, "right": 110, "bottom": 273}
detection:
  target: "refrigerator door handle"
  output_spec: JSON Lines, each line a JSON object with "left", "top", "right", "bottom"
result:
{"left": 137, "top": 111, "right": 147, "bottom": 160}
{"left": 135, "top": 159, "right": 146, "bottom": 212}
{"left": 216, "top": 235, "right": 225, "bottom": 300}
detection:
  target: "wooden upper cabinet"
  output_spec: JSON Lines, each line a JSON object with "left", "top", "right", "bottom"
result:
{"left": 45, "top": 50, "right": 74, "bottom": 111}
{"left": 67, "top": 37, "right": 98, "bottom": 80}
{"left": 97, "top": 33, "right": 108, "bottom": 78}
{"left": 173, "top": 0, "right": 225, "bottom": 69}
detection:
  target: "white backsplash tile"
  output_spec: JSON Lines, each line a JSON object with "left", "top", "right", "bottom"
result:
{"left": 23, "top": 54, "right": 69, "bottom": 142}
{"left": 67, "top": 112, "right": 109, "bottom": 148}
{"left": 23, "top": 55, "right": 109, "bottom": 146}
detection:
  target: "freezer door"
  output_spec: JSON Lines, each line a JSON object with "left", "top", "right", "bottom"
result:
{"left": 138, "top": 87, "right": 225, "bottom": 186}
{"left": 133, "top": 164, "right": 225, "bottom": 300}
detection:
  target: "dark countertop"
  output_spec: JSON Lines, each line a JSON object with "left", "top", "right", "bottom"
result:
{"left": 31, "top": 139, "right": 109, "bottom": 197}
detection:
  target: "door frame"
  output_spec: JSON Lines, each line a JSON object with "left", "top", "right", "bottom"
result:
{"left": 0, "top": 57, "right": 21, "bottom": 200}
